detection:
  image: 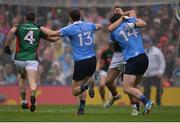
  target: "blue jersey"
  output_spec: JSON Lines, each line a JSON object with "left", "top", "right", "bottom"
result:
{"left": 59, "top": 21, "right": 96, "bottom": 61}
{"left": 110, "top": 17, "right": 145, "bottom": 60}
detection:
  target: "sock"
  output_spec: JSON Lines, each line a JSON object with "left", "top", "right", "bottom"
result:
{"left": 136, "top": 102, "right": 140, "bottom": 111}
{"left": 139, "top": 95, "right": 149, "bottom": 105}
{"left": 112, "top": 92, "right": 118, "bottom": 97}
{"left": 80, "top": 83, "right": 88, "bottom": 92}
{"left": 21, "top": 91, "right": 26, "bottom": 101}
{"left": 31, "top": 90, "right": 36, "bottom": 96}
{"left": 79, "top": 100, "right": 85, "bottom": 111}
{"left": 21, "top": 100, "right": 27, "bottom": 104}
{"left": 132, "top": 103, "right": 136, "bottom": 109}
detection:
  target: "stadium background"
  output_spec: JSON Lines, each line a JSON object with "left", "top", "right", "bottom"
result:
{"left": 0, "top": 0, "right": 179, "bottom": 106}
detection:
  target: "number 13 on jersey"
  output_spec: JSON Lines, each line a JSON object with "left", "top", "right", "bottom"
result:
{"left": 77, "top": 32, "right": 93, "bottom": 46}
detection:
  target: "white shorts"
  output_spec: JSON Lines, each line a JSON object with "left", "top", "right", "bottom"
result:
{"left": 14, "top": 60, "right": 39, "bottom": 73}
{"left": 99, "top": 70, "right": 107, "bottom": 77}
{"left": 109, "top": 52, "right": 126, "bottom": 71}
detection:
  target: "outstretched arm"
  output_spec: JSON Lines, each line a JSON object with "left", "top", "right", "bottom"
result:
{"left": 45, "top": 36, "right": 61, "bottom": 42}
{"left": 4, "top": 26, "right": 17, "bottom": 54}
{"left": 5, "top": 26, "right": 17, "bottom": 46}
{"left": 40, "top": 27, "right": 60, "bottom": 37}
{"left": 95, "top": 24, "right": 102, "bottom": 30}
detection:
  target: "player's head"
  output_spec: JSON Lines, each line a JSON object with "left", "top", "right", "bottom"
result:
{"left": 69, "top": 8, "right": 81, "bottom": 22}
{"left": 109, "top": 13, "right": 122, "bottom": 23}
{"left": 114, "top": 6, "right": 123, "bottom": 15}
{"left": 25, "top": 11, "right": 35, "bottom": 22}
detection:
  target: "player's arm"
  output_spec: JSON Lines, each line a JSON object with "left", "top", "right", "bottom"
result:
{"left": 4, "top": 26, "right": 18, "bottom": 54}
{"left": 108, "top": 10, "right": 137, "bottom": 32}
{"left": 126, "top": 18, "right": 147, "bottom": 29}
{"left": 95, "top": 24, "right": 102, "bottom": 30}
{"left": 108, "top": 16, "right": 124, "bottom": 32}
{"left": 40, "top": 27, "right": 60, "bottom": 37}
{"left": 45, "top": 36, "right": 61, "bottom": 42}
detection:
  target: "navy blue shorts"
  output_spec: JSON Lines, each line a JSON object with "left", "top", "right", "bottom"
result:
{"left": 125, "top": 53, "right": 149, "bottom": 76}
{"left": 73, "top": 56, "right": 97, "bottom": 81}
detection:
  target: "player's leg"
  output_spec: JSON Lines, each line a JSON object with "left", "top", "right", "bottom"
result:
{"left": 123, "top": 54, "right": 153, "bottom": 115}
{"left": 25, "top": 61, "right": 39, "bottom": 112}
{"left": 14, "top": 60, "right": 29, "bottom": 109}
{"left": 72, "top": 57, "right": 96, "bottom": 97}
{"left": 105, "top": 68, "right": 121, "bottom": 97}
{"left": 98, "top": 70, "right": 107, "bottom": 104}
{"left": 77, "top": 92, "right": 86, "bottom": 115}
{"left": 129, "top": 76, "right": 142, "bottom": 115}
{"left": 72, "top": 77, "right": 89, "bottom": 96}
{"left": 18, "top": 72, "right": 29, "bottom": 109}
{"left": 104, "top": 68, "right": 121, "bottom": 108}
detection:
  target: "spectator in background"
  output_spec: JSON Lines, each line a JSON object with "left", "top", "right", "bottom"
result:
{"left": 45, "top": 69, "right": 60, "bottom": 86}
{"left": 171, "top": 58, "right": 180, "bottom": 86}
{"left": 0, "top": 66, "right": 6, "bottom": 85}
{"left": 40, "top": 47, "right": 54, "bottom": 82}
{"left": 51, "top": 61, "right": 66, "bottom": 86}
{"left": 0, "top": 15, "right": 10, "bottom": 48}
{"left": 61, "top": 53, "right": 73, "bottom": 85}
{"left": 142, "top": 35, "right": 166, "bottom": 106}
{"left": 4, "top": 63, "right": 17, "bottom": 85}
{"left": 163, "top": 45, "right": 176, "bottom": 86}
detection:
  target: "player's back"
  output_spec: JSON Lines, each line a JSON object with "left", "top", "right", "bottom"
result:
{"left": 111, "top": 17, "right": 145, "bottom": 60}
{"left": 60, "top": 21, "right": 96, "bottom": 61}
{"left": 15, "top": 21, "right": 46, "bottom": 61}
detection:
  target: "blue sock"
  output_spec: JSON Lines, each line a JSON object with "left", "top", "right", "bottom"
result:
{"left": 81, "top": 83, "right": 88, "bottom": 92}
{"left": 79, "top": 100, "right": 85, "bottom": 111}
{"left": 139, "top": 95, "right": 149, "bottom": 105}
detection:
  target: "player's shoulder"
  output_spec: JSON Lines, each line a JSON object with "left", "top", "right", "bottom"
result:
{"left": 152, "top": 46, "right": 162, "bottom": 53}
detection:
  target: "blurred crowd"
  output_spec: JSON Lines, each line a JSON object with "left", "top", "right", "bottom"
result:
{"left": 0, "top": 3, "right": 179, "bottom": 86}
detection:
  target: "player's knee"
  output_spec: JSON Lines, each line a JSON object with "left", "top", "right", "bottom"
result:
{"left": 99, "top": 85, "right": 105, "bottom": 90}
{"left": 105, "top": 80, "right": 111, "bottom": 86}
{"left": 72, "top": 91, "right": 79, "bottom": 96}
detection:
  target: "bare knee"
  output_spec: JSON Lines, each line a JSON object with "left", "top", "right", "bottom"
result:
{"left": 99, "top": 85, "right": 105, "bottom": 90}
{"left": 72, "top": 90, "right": 79, "bottom": 96}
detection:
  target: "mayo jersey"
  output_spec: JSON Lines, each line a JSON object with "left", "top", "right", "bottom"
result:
{"left": 59, "top": 21, "right": 96, "bottom": 62}
{"left": 15, "top": 21, "right": 47, "bottom": 61}
{"left": 110, "top": 17, "right": 145, "bottom": 60}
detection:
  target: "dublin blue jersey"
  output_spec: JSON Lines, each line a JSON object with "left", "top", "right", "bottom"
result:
{"left": 59, "top": 21, "right": 96, "bottom": 61}
{"left": 110, "top": 17, "right": 145, "bottom": 60}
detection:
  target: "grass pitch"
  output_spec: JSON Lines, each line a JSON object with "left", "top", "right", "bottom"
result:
{"left": 0, "top": 105, "right": 180, "bottom": 122}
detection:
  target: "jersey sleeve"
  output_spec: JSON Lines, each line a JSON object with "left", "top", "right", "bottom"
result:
{"left": 128, "top": 17, "right": 137, "bottom": 23}
{"left": 59, "top": 26, "right": 71, "bottom": 37}
{"left": 39, "top": 30, "right": 48, "bottom": 39}
{"left": 89, "top": 22, "right": 96, "bottom": 31}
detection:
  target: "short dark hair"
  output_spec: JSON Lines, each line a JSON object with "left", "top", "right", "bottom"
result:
{"left": 25, "top": 11, "right": 35, "bottom": 22}
{"left": 69, "top": 9, "right": 81, "bottom": 22}
{"left": 114, "top": 5, "right": 121, "bottom": 9}
{"left": 109, "top": 13, "right": 122, "bottom": 23}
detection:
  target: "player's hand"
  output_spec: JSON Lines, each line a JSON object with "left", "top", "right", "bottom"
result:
{"left": 4, "top": 46, "right": 11, "bottom": 55}
{"left": 125, "top": 23, "right": 135, "bottom": 31}
{"left": 94, "top": 71, "right": 99, "bottom": 81}
{"left": 123, "top": 16, "right": 130, "bottom": 20}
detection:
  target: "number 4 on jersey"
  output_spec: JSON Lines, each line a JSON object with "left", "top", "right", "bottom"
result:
{"left": 24, "top": 31, "right": 35, "bottom": 44}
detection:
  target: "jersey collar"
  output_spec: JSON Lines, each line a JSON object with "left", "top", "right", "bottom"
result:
{"left": 73, "top": 21, "right": 82, "bottom": 24}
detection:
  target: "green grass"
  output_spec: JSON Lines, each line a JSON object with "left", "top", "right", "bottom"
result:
{"left": 0, "top": 105, "right": 180, "bottom": 122}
